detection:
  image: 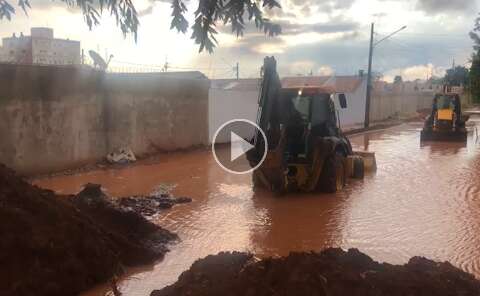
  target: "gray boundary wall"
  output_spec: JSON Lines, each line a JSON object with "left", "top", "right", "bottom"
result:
{"left": 0, "top": 64, "right": 209, "bottom": 174}
{"left": 370, "top": 92, "right": 433, "bottom": 122}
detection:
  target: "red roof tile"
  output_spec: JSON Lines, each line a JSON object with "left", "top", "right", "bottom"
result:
{"left": 211, "top": 79, "right": 260, "bottom": 91}
{"left": 211, "top": 76, "right": 364, "bottom": 93}
{"left": 281, "top": 76, "right": 330, "bottom": 88}
{"left": 282, "top": 76, "right": 364, "bottom": 93}
{"left": 328, "top": 76, "right": 363, "bottom": 93}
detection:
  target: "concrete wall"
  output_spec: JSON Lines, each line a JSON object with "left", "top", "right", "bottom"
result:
{"left": 370, "top": 87, "right": 433, "bottom": 122}
{"left": 0, "top": 64, "right": 106, "bottom": 174}
{"left": 209, "top": 88, "right": 259, "bottom": 143}
{"left": 105, "top": 73, "right": 209, "bottom": 152}
{"left": 0, "top": 64, "right": 209, "bottom": 174}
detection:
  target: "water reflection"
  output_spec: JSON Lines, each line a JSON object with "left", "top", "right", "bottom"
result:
{"left": 421, "top": 141, "right": 468, "bottom": 155}
{"left": 249, "top": 189, "right": 347, "bottom": 257}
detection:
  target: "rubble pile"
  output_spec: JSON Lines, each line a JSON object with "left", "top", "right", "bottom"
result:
{"left": 117, "top": 193, "right": 192, "bottom": 216}
{"left": 0, "top": 165, "right": 177, "bottom": 296}
{"left": 152, "top": 248, "right": 480, "bottom": 296}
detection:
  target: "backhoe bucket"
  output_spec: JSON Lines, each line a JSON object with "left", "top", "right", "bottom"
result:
{"left": 420, "top": 128, "right": 467, "bottom": 142}
{"left": 353, "top": 151, "right": 377, "bottom": 172}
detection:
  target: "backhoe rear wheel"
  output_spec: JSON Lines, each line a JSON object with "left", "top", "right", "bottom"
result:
{"left": 319, "top": 152, "right": 346, "bottom": 193}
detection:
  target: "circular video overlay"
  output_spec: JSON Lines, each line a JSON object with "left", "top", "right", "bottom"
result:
{"left": 212, "top": 119, "right": 268, "bottom": 174}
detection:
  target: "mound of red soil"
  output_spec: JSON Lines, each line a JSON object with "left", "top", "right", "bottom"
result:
{"left": 152, "top": 248, "right": 480, "bottom": 296}
{"left": 0, "top": 165, "right": 177, "bottom": 296}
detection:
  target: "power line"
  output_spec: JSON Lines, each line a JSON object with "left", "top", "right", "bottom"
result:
{"left": 110, "top": 60, "right": 231, "bottom": 72}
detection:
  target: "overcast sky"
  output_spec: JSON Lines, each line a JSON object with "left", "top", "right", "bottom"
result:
{"left": 1, "top": 0, "right": 479, "bottom": 81}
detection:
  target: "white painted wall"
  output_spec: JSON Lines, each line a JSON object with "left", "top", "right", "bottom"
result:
{"left": 332, "top": 79, "right": 368, "bottom": 128}
{"left": 209, "top": 79, "right": 369, "bottom": 142}
{"left": 208, "top": 88, "right": 259, "bottom": 143}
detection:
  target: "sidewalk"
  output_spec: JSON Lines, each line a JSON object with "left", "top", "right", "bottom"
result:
{"left": 343, "top": 120, "right": 404, "bottom": 136}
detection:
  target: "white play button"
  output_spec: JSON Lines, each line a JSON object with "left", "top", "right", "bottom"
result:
{"left": 230, "top": 132, "right": 255, "bottom": 162}
{"left": 212, "top": 119, "right": 268, "bottom": 174}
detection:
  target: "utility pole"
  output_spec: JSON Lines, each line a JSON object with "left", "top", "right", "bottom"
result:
{"left": 364, "top": 23, "right": 406, "bottom": 128}
{"left": 364, "top": 23, "right": 374, "bottom": 128}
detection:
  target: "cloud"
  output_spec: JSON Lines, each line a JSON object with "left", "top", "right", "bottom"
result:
{"left": 283, "top": 0, "right": 356, "bottom": 15}
{"left": 415, "top": 0, "right": 478, "bottom": 14}
{"left": 288, "top": 60, "right": 316, "bottom": 74}
{"left": 19, "top": 0, "right": 80, "bottom": 13}
{"left": 380, "top": 0, "right": 478, "bottom": 15}
{"left": 383, "top": 63, "right": 447, "bottom": 82}
{"left": 138, "top": 6, "right": 154, "bottom": 17}
{"left": 262, "top": 0, "right": 356, "bottom": 20}
{"left": 321, "top": 0, "right": 356, "bottom": 14}
{"left": 191, "top": 19, "right": 471, "bottom": 80}
{"left": 216, "top": 15, "right": 360, "bottom": 57}
{"left": 318, "top": 65, "right": 335, "bottom": 75}
{"left": 279, "top": 18, "right": 359, "bottom": 35}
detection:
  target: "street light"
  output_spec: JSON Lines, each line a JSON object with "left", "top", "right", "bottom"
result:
{"left": 374, "top": 26, "right": 407, "bottom": 47}
{"left": 364, "top": 24, "right": 407, "bottom": 128}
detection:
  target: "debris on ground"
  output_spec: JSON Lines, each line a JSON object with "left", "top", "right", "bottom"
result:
{"left": 113, "top": 181, "right": 191, "bottom": 217}
{"left": 117, "top": 193, "right": 192, "bottom": 217}
{"left": 0, "top": 165, "right": 177, "bottom": 296}
{"left": 106, "top": 147, "right": 136, "bottom": 164}
{"left": 151, "top": 248, "right": 480, "bottom": 296}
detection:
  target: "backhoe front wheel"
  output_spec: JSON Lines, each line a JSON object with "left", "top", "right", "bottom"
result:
{"left": 319, "top": 152, "right": 346, "bottom": 193}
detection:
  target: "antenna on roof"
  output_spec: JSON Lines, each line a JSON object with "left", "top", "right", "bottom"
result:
{"left": 89, "top": 50, "right": 113, "bottom": 71}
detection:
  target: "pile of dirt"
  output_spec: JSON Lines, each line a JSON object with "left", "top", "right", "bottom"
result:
{"left": 70, "top": 184, "right": 178, "bottom": 261}
{"left": 0, "top": 165, "right": 177, "bottom": 296}
{"left": 117, "top": 193, "right": 192, "bottom": 216}
{"left": 152, "top": 248, "right": 480, "bottom": 296}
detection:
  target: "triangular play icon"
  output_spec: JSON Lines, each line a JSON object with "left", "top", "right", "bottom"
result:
{"left": 230, "top": 132, "right": 254, "bottom": 162}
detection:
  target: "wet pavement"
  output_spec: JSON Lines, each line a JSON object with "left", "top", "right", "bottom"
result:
{"left": 33, "top": 119, "right": 480, "bottom": 296}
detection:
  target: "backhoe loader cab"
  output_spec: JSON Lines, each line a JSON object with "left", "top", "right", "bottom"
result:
{"left": 420, "top": 93, "right": 468, "bottom": 142}
{"left": 278, "top": 87, "right": 349, "bottom": 160}
{"left": 247, "top": 57, "right": 371, "bottom": 193}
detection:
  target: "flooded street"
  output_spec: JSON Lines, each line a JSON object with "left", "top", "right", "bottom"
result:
{"left": 34, "top": 120, "right": 480, "bottom": 296}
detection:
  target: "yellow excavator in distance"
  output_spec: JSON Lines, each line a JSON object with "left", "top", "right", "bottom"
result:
{"left": 420, "top": 91, "right": 468, "bottom": 142}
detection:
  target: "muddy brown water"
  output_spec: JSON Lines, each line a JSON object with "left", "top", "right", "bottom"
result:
{"left": 33, "top": 120, "right": 480, "bottom": 296}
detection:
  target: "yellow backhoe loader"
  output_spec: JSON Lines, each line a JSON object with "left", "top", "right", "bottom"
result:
{"left": 421, "top": 92, "right": 468, "bottom": 142}
{"left": 247, "top": 57, "right": 375, "bottom": 193}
